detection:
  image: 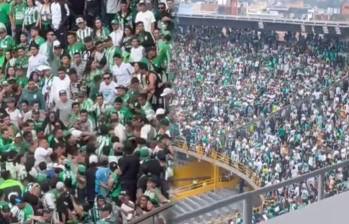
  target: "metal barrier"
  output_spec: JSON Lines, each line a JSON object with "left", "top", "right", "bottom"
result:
{"left": 177, "top": 13, "right": 349, "bottom": 27}
{"left": 172, "top": 159, "right": 349, "bottom": 224}
{"left": 129, "top": 203, "right": 174, "bottom": 224}
{"left": 174, "top": 177, "right": 237, "bottom": 201}
{"left": 173, "top": 139, "right": 262, "bottom": 189}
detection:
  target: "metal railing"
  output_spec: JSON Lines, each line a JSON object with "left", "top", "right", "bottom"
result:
{"left": 177, "top": 13, "right": 349, "bottom": 27}
{"left": 173, "top": 139, "right": 262, "bottom": 189}
{"left": 172, "top": 159, "right": 349, "bottom": 224}
{"left": 174, "top": 177, "right": 237, "bottom": 200}
{"left": 129, "top": 203, "right": 174, "bottom": 224}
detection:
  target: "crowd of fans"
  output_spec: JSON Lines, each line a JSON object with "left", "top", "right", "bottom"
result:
{"left": 174, "top": 25, "right": 349, "bottom": 223}
{"left": 0, "top": 0, "right": 177, "bottom": 223}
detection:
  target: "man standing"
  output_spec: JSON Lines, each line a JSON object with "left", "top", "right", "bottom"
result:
{"left": 76, "top": 17, "right": 93, "bottom": 42}
{"left": 26, "top": 42, "right": 48, "bottom": 78}
{"left": 51, "top": 0, "right": 70, "bottom": 47}
{"left": 49, "top": 67, "right": 71, "bottom": 105}
{"left": 135, "top": 2, "right": 155, "bottom": 33}
{"left": 99, "top": 72, "right": 118, "bottom": 105}
{"left": 111, "top": 53, "right": 134, "bottom": 87}
{"left": 54, "top": 90, "right": 73, "bottom": 126}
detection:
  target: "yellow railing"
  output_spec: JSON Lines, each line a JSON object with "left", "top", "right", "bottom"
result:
{"left": 173, "top": 139, "right": 263, "bottom": 187}
{"left": 173, "top": 177, "right": 236, "bottom": 201}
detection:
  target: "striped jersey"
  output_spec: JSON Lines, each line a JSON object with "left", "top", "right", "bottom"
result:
{"left": 23, "top": 6, "right": 39, "bottom": 26}
{"left": 77, "top": 27, "right": 93, "bottom": 42}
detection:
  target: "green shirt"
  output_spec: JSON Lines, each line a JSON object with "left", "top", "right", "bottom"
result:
{"left": 0, "top": 136, "right": 13, "bottom": 153}
{"left": 68, "top": 42, "right": 86, "bottom": 58}
{"left": 33, "top": 36, "right": 45, "bottom": 46}
{"left": 0, "top": 3, "right": 11, "bottom": 26}
{"left": 16, "top": 75, "right": 28, "bottom": 88}
{"left": 21, "top": 203, "right": 34, "bottom": 223}
{"left": 0, "top": 35, "right": 15, "bottom": 51}
{"left": 11, "top": 2, "right": 27, "bottom": 26}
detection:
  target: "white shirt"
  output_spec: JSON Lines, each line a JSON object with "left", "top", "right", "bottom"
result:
{"left": 99, "top": 81, "right": 118, "bottom": 104}
{"left": 111, "top": 63, "right": 134, "bottom": 87}
{"left": 34, "top": 147, "right": 53, "bottom": 165}
{"left": 27, "top": 53, "right": 48, "bottom": 78}
{"left": 49, "top": 75, "right": 71, "bottom": 104}
{"left": 51, "top": 2, "right": 61, "bottom": 30}
{"left": 135, "top": 10, "right": 156, "bottom": 33}
{"left": 130, "top": 46, "right": 144, "bottom": 62}
{"left": 106, "top": 0, "right": 120, "bottom": 14}
{"left": 114, "top": 123, "right": 126, "bottom": 143}
{"left": 109, "top": 29, "right": 123, "bottom": 47}
{"left": 51, "top": 2, "right": 70, "bottom": 30}
{"left": 6, "top": 108, "right": 22, "bottom": 128}
{"left": 39, "top": 42, "right": 49, "bottom": 58}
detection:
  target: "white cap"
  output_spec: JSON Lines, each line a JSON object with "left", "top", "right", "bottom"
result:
{"left": 75, "top": 17, "right": 84, "bottom": 25}
{"left": 0, "top": 23, "right": 6, "bottom": 31}
{"left": 160, "top": 88, "right": 174, "bottom": 97}
{"left": 146, "top": 113, "right": 156, "bottom": 121}
{"left": 37, "top": 64, "right": 51, "bottom": 72}
{"left": 156, "top": 108, "right": 166, "bottom": 116}
{"left": 53, "top": 40, "right": 61, "bottom": 47}
{"left": 71, "top": 129, "right": 82, "bottom": 138}
{"left": 56, "top": 181, "right": 65, "bottom": 190}
{"left": 89, "top": 154, "right": 98, "bottom": 164}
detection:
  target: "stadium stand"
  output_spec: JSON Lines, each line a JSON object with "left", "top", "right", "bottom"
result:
{"left": 0, "top": 0, "right": 177, "bottom": 223}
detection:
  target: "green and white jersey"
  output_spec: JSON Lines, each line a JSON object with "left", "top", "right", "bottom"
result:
{"left": 77, "top": 27, "right": 93, "bottom": 42}
{"left": 0, "top": 35, "right": 15, "bottom": 51}
{"left": 11, "top": 2, "right": 27, "bottom": 26}
{"left": 23, "top": 6, "right": 39, "bottom": 26}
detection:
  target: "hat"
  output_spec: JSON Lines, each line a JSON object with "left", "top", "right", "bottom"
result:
{"left": 56, "top": 181, "right": 65, "bottom": 190}
{"left": 53, "top": 40, "right": 61, "bottom": 48}
{"left": 111, "top": 19, "right": 119, "bottom": 25}
{"left": 139, "top": 148, "right": 150, "bottom": 160}
{"left": 37, "top": 64, "right": 51, "bottom": 72}
{"left": 0, "top": 23, "right": 6, "bottom": 31}
{"left": 113, "top": 52, "right": 122, "bottom": 58}
{"left": 78, "top": 164, "right": 86, "bottom": 174}
{"left": 155, "top": 108, "right": 166, "bottom": 116}
{"left": 160, "top": 88, "right": 174, "bottom": 97}
{"left": 59, "top": 90, "right": 67, "bottom": 96}
{"left": 115, "top": 85, "right": 128, "bottom": 91}
{"left": 75, "top": 17, "right": 84, "bottom": 25}
{"left": 89, "top": 154, "right": 98, "bottom": 164}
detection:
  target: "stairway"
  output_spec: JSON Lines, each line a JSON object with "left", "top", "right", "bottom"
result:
{"left": 172, "top": 188, "right": 243, "bottom": 224}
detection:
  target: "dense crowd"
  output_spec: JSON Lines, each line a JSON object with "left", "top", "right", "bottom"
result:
{"left": 174, "top": 25, "right": 349, "bottom": 223}
{"left": 0, "top": 0, "right": 177, "bottom": 223}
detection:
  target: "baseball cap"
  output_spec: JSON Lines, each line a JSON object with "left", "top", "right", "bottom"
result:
{"left": 89, "top": 154, "right": 98, "bottom": 164}
{"left": 53, "top": 40, "right": 61, "bottom": 48}
{"left": 75, "top": 17, "right": 84, "bottom": 25}
{"left": 56, "top": 181, "right": 65, "bottom": 190}
{"left": 155, "top": 108, "right": 166, "bottom": 116}
{"left": 59, "top": 90, "right": 67, "bottom": 96}
{"left": 37, "top": 64, "right": 51, "bottom": 72}
{"left": 111, "top": 19, "right": 119, "bottom": 25}
{"left": 160, "top": 87, "right": 174, "bottom": 97}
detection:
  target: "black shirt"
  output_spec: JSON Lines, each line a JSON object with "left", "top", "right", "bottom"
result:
{"left": 140, "top": 159, "right": 162, "bottom": 178}
{"left": 86, "top": 166, "right": 97, "bottom": 201}
{"left": 118, "top": 155, "right": 140, "bottom": 183}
